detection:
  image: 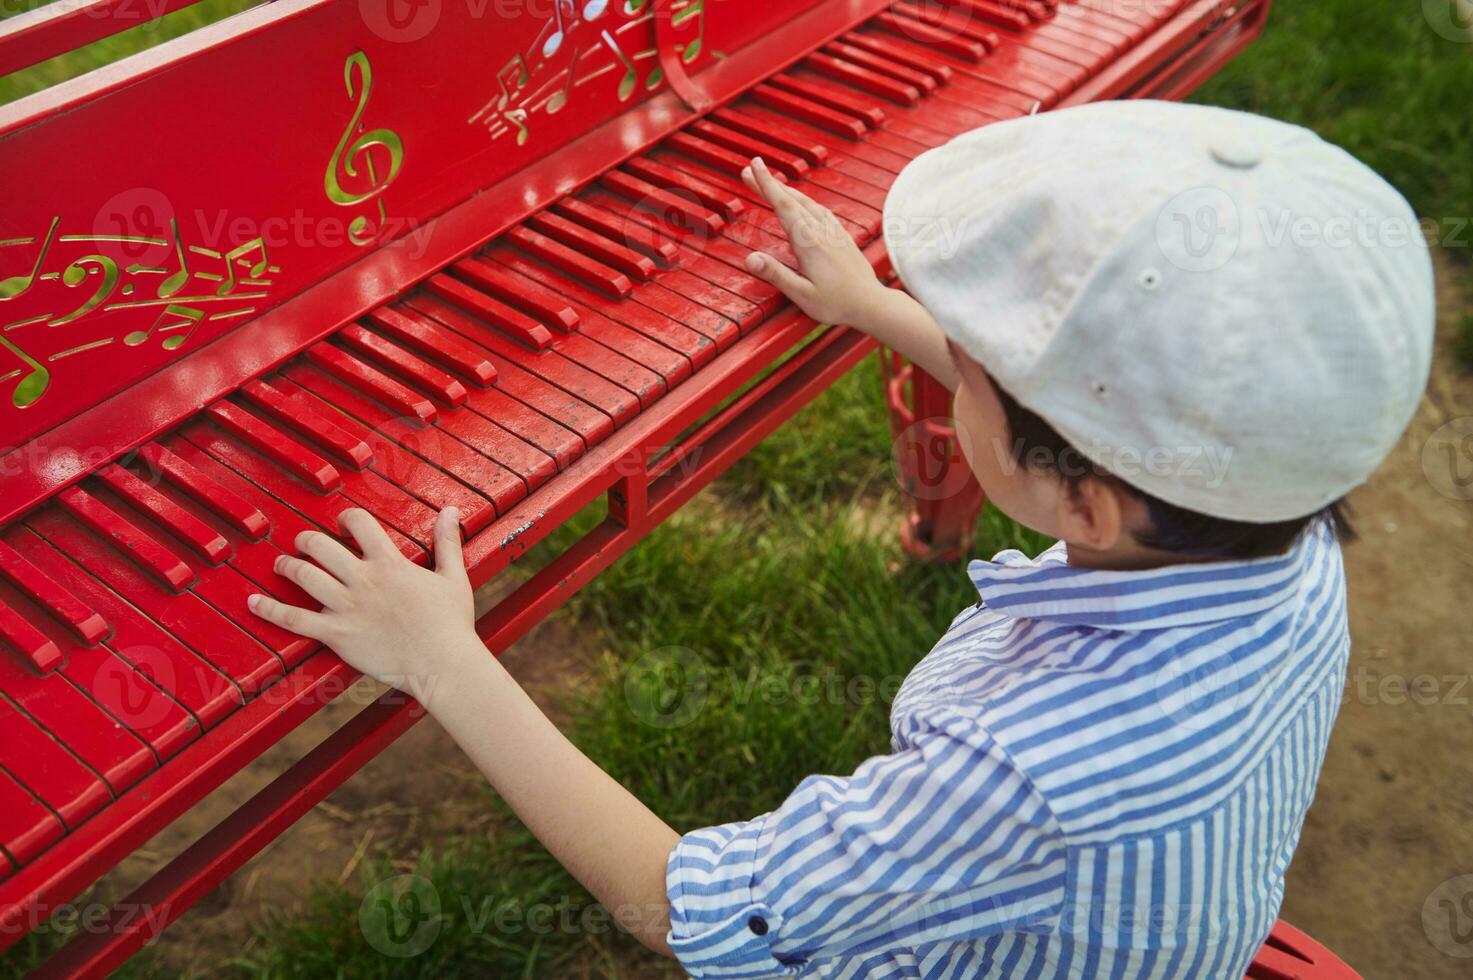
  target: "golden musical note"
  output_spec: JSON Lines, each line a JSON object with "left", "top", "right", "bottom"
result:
{"left": 123, "top": 303, "right": 204, "bottom": 351}
{"left": 602, "top": 29, "right": 639, "bottom": 101}
{"left": 494, "top": 53, "right": 531, "bottom": 111}
{"left": 215, "top": 238, "right": 270, "bottom": 297}
{"left": 325, "top": 51, "right": 405, "bottom": 247}
{"left": 0, "top": 217, "right": 60, "bottom": 301}
{"left": 156, "top": 218, "right": 192, "bottom": 298}
{"left": 49, "top": 254, "right": 120, "bottom": 327}
{"left": 0, "top": 334, "right": 48, "bottom": 408}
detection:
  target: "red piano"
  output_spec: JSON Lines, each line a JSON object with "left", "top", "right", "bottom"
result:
{"left": 0, "top": 0, "right": 1356, "bottom": 976}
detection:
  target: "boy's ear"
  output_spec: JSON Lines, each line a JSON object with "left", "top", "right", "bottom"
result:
{"left": 1055, "top": 476, "right": 1126, "bottom": 552}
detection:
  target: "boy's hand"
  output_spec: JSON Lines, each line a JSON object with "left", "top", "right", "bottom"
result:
{"left": 249, "top": 507, "right": 475, "bottom": 697}
{"left": 742, "top": 156, "right": 884, "bottom": 326}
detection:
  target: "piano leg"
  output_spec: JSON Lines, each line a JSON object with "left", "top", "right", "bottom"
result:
{"left": 885, "top": 352, "right": 986, "bottom": 564}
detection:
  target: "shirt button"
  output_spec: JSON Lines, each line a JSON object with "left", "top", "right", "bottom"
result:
{"left": 748, "top": 915, "right": 769, "bottom": 936}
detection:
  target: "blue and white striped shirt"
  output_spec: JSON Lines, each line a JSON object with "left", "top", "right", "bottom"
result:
{"left": 665, "top": 520, "right": 1348, "bottom": 978}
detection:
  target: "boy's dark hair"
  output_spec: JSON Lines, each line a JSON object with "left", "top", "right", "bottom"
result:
{"left": 993, "top": 385, "right": 1354, "bottom": 560}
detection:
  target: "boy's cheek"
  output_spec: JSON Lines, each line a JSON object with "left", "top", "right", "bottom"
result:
{"left": 954, "top": 383, "right": 1061, "bottom": 536}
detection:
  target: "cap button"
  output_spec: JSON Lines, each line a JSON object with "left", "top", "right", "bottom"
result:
{"left": 1210, "top": 139, "right": 1263, "bottom": 169}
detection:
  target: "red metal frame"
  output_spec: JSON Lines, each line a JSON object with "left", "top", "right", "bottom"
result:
{"left": 0, "top": 2, "right": 1357, "bottom": 977}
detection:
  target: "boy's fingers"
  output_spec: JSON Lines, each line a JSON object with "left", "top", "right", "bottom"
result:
{"left": 745, "top": 251, "right": 813, "bottom": 301}
{"left": 274, "top": 554, "right": 348, "bottom": 609}
{"left": 748, "top": 157, "right": 815, "bottom": 240}
{"left": 339, "top": 508, "right": 396, "bottom": 562}
{"left": 295, "top": 529, "right": 360, "bottom": 583}
{"left": 248, "top": 593, "right": 335, "bottom": 641}
{"left": 434, "top": 507, "right": 466, "bottom": 579}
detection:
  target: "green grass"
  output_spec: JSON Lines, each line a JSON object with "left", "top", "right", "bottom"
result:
{"left": 1191, "top": 0, "right": 1473, "bottom": 234}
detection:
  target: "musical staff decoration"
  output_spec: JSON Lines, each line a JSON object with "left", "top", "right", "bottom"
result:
{"left": 469, "top": 0, "right": 708, "bottom": 145}
{"left": 0, "top": 217, "right": 281, "bottom": 411}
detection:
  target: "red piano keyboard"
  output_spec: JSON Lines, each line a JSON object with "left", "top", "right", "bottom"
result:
{"left": 0, "top": 0, "right": 1272, "bottom": 973}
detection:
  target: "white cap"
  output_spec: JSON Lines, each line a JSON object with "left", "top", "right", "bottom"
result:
{"left": 883, "top": 100, "right": 1435, "bottom": 522}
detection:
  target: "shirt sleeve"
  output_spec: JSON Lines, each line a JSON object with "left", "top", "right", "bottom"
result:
{"left": 664, "top": 717, "right": 1067, "bottom": 977}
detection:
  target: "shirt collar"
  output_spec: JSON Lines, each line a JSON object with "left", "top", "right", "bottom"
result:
{"left": 966, "top": 526, "right": 1321, "bottom": 631}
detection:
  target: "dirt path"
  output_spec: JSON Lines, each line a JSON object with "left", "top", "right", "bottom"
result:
{"left": 84, "top": 257, "right": 1471, "bottom": 979}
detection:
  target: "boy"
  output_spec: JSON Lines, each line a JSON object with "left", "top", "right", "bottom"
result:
{"left": 250, "top": 101, "right": 1434, "bottom": 977}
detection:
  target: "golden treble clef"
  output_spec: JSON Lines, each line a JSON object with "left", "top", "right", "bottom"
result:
{"left": 325, "top": 51, "right": 405, "bottom": 246}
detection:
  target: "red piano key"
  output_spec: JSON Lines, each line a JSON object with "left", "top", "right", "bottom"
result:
{"left": 361, "top": 306, "right": 499, "bottom": 386}
{"left": 465, "top": 253, "right": 689, "bottom": 389}
{"left": 165, "top": 429, "right": 430, "bottom": 561}
{"left": 336, "top": 324, "right": 469, "bottom": 407}
{"left": 0, "top": 768, "right": 63, "bottom": 866}
{"left": 710, "top": 107, "right": 830, "bottom": 165}
{"left": 620, "top": 156, "right": 746, "bottom": 221}
{"left": 408, "top": 292, "right": 651, "bottom": 422}
{"left": 600, "top": 169, "right": 726, "bottom": 235}
{"left": 425, "top": 271, "right": 555, "bottom": 349}
{"left": 26, "top": 507, "right": 284, "bottom": 696}
{"left": 0, "top": 697, "right": 109, "bottom": 827}
{"left": 806, "top": 52, "right": 922, "bottom": 105}
{"left": 10, "top": 525, "right": 242, "bottom": 729}
{"left": 770, "top": 73, "right": 887, "bottom": 128}
{"left": 552, "top": 198, "right": 680, "bottom": 267}
{"left": 0, "top": 602, "right": 157, "bottom": 790}
{"left": 664, "top": 130, "right": 765, "bottom": 180}
{"left": 748, "top": 82, "right": 868, "bottom": 139}
{"left": 0, "top": 600, "right": 61, "bottom": 673}
{"left": 240, "top": 378, "right": 376, "bottom": 468}
{"left": 96, "top": 464, "right": 232, "bottom": 564}
{"left": 279, "top": 364, "right": 518, "bottom": 525}
{"left": 205, "top": 401, "right": 342, "bottom": 493}
{"left": 57, "top": 486, "right": 195, "bottom": 592}
{"left": 895, "top": 1, "right": 1004, "bottom": 48}
{"left": 448, "top": 256, "right": 580, "bottom": 333}
{"left": 487, "top": 243, "right": 734, "bottom": 361}
{"left": 305, "top": 344, "right": 439, "bottom": 425}
{"left": 59, "top": 640, "right": 199, "bottom": 761}
{"left": 822, "top": 41, "right": 939, "bottom": 92}
{"left": 943, "top": 0, "right": 1031, "bottom": 30}
{"left": 526, "top": 211, "right": 658, "bottom": 282}
{"left": 0, "top": 539, "right": 109, "bottom": 646}
{"left": 136, "top": 441, "right": 270, "bottom": 540}
{"left": 684, "top": 121, "right": 812, "bottom": 179}
{"left": 505, "top": 226, "right": 633, "bottom": 299}
{"left": 839, "top": 30, "right": 954, "bottom": 84}
{"left": 873, "top": 11, "right": 988, "bottom": 60}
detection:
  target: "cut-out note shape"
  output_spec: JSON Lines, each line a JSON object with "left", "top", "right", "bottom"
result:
{"left": 0, "top": 334, "right": 48, "bottom": 408}
{"left": 124, "top": 303, "right": 204, "bottom": 351}
{"left": 0, "top": 217, "right": 60, "bottom": 302}
{"left": 544, "top": 0, "right": 576, "bottom": 56}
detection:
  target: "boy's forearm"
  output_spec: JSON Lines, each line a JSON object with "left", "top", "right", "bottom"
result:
{"left": 847, "top": 286, "right": 960, "bottom": 392}
{"left": 415, "top": 642, "right": 680, "bottom": 957}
